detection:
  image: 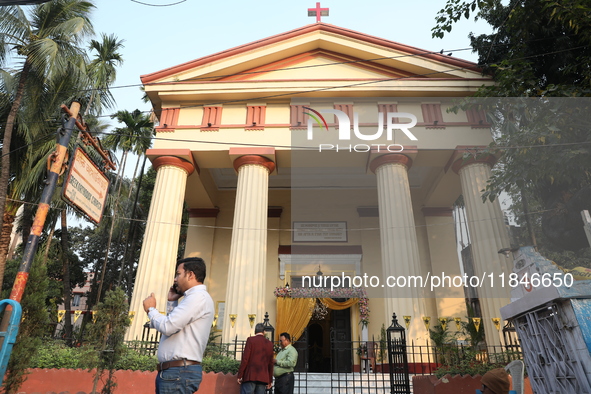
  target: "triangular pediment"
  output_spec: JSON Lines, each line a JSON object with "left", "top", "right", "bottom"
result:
{"left": 142, "top": 24, "right": 488, "bottom": 85}
{"left": 212, "top": 49, "right": 415, "bottom": 82}
{"left": 142, "top": 24, "right": 492, "bottom": 111}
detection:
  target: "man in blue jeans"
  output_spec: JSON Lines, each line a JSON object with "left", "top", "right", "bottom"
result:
{"left": 237, "top": 323, "right": 274, "bottom": 394}
{"left": 143, "top": 257, "right": 215, "bottom": 393}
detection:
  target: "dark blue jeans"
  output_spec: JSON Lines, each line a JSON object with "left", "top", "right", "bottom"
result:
{"left": 240, "top": 381, "right": 267, "bottom": 394}
{"left": 156, "top": 364, "right": 202, "bottom": 394}
{"left": 274, "top": 372, "right": 294, "bottom": 394}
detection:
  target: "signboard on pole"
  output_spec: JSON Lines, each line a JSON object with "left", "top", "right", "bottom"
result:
{"left": 63, "top": 147, "right": 110, "bottom": 224}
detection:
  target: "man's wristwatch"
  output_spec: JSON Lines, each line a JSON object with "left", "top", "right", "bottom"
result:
{"left": 147, "top": 307, "right": 156, "bottom": 315}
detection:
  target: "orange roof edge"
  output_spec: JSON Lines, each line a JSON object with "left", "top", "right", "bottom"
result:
{"left": 140, "top": 23, "right": 482, "bottom": 84}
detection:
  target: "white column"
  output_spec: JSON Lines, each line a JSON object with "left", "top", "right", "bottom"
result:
{"left": 371, "top": 154, "right": 427, "bottom": 343}
{"left": 126, "top": 156, "right": 194, "bottom": 341}
{"left": 223, "top": 155, "right": 275, "bottom": 343}
{"left": 454, "top": 156, "right": 511, "bottom": 346}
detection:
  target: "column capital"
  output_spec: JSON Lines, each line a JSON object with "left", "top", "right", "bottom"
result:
{"left": 370, "top": 154, "right": 413, "bottom": 174}
{"left": 233, "top": 155, "right": 276, "bottom": 174}
{"left": 152, "top": 156, "right": 196, "bottom": 176}
{"left": 451, "top": 154, "right": 496, "bottom": 175}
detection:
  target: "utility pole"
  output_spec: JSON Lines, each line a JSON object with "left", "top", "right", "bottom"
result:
{"left": 0, "top": 104, "right": 80, "bottom": 350}
{"left": 7, "top": 103, "right": 80, "bottom": 304}
{"left": 0, "top": 101, "right": 116, "bottom": 367}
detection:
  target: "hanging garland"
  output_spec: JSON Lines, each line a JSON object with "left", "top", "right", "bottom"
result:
{"left": 274, "top": 286, "right": 370, "bottom": 327}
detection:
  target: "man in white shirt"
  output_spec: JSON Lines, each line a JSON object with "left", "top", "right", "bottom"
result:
{"left": 143, "top": 257, "right": 214, "bottom": 394}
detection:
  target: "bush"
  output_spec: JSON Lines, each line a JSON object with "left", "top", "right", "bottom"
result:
{"left": 202, "top": 356, "right": 240, "bottom": 375}
{"left": 433, "top": 350, "right": 507, "bottom": 378}
{"left": 30, "top": 341, "right": 97, "bottom": 369}
{"left": 30, "top": 340, "right": 157, "bottom": 371}
{"left": 115, "top": 349, "right": 158, "bottom": 371}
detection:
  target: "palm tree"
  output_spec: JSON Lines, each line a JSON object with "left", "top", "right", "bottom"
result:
{"left": 0, "top": 0, "right": 95, "bottom": 246}
{"left": 96, "top": 109, "right": 153, "bottom": 299}
{"left": 104, "top": 109, "right": 154, "bottom": 190}
{"left": 85, "top": 33, "right": 124, "bottom": 116}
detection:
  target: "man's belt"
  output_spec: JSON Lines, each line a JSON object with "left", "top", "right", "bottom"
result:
{"left": 276, "top": 372, "right": 293, "bottom": 378}
{"left": 157, "top": 359, "right": 201, "bottom": 372}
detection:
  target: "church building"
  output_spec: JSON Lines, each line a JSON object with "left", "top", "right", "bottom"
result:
{"left": 126, "top": 22, "right": 513, "bottom": 368}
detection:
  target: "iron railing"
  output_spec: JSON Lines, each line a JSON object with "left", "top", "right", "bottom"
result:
{"left": 131, "top": 326, "right": 523, "bottom": 393}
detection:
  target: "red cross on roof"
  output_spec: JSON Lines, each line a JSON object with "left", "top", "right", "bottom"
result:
{"left": 308, "top": 2, "right": 329, "bottom": 23}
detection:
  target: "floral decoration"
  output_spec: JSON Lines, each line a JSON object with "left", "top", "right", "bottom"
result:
{"left": 274, "top": 286, "right": 370, "bottom": 327}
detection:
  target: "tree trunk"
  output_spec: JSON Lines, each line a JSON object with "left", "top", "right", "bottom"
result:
{"left": 0, "top": 63, "right": 29, "bottom": 226}
{"left": 0, "top": 60, "right": 31, "bottom": 286}
{"left": 61, "top": 210, "right": 73, "bottom": 346}
{"left": 98, "top": 150, "right": 128, "bottom": 300}
{"left": 127, "top": 154, "right": 142, "bottom": 199}
{"left": 42, "top": 216, "right": 58, "bottom": 266}
{"left": 0, "top": 212, "right": 16, "bottom": 290}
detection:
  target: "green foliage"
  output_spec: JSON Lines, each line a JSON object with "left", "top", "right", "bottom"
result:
{"left": 204, "top": 330, "right": 235, "bottom": 359}
{"left": 85, "top": 288, "right": 131, "bottom": 394}
{"left": 433, "top": 349, "right": 507, "bottom": 378}
{"left": 461, "top": 305, "right": 486, "bottom": 349}
{"left": 30, "top": 340, "right": 158, "bottom": 371}
{"left": 30, "top": 341, "right": 98, "bottom": 369}
{"left": 378, "top": 324, "right": 387, "bottom": 363}
{"left": 2, "top": 257, "right": 50, "bottom": 394}
{"left": 115, "top": 348, "right": 158, "bottom": 371}
{"left": 433, "top": 0, "right": 591, "bottom": 253}
{"left": 202, "top": 356, "right": 240, "bottom": 375}
{"left": 429, "top": 319, "right": 456, "bottom": 347}
{"left": 199, "top": 330, "right": 240, "bottom": 374}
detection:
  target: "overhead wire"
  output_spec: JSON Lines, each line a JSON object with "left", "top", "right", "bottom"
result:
{"left": 4, "top": 196, "right": 557, "bottom": 233}
{"left": 12, "top": 32, "right": 584, "bottom": 113}
{"left": 2, "top": 36, "right": 587, "bottom": 126}
{"left": 130, "top": 0, "right": 187, "bottom": 6}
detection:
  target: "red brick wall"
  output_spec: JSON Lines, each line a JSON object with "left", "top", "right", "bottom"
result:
{"left": 412, "top": 374, "right": 533, "bottom": 394}
{"left": 19, "top": 369, "right": 240, "bottom": 394}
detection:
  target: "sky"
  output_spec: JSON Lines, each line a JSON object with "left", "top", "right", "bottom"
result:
{"left": 91, "top": 0, "right": 493, "bottom": 120}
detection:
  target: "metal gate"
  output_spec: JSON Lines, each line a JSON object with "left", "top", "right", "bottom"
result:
{"left": 514, "top": 301, "right": 591, "bottom": 393}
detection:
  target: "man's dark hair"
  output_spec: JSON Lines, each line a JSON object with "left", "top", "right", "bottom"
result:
{"left": 280, "top": 332, "right": 291, "bottom": 342}
{"left": 177, "top": 257, "right": 206, "bottom": 283}
{"left": 254, "top": 323, "right": 265, "bottom": 333}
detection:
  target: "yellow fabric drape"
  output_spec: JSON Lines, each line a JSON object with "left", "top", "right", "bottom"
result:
{"left": 276, "top": 297, "right": 315, "bottom": 341}
{"left": 321, "top": 298, "right": 358, "bottom": 310}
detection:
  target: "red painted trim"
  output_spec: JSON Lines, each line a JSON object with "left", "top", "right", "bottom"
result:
{"left": 422, "top": 207, "right": 453, "bottom": 217}
{"left": 189, "top": 208, "right": 220, "bottom": 218}
{"left": 141, "top": 23, "right": 484, "bottom": 84}
{"left": 229, "top": 147, "right": 276, "bottom": 156}
{"left": 162, "top": 124, "right": 290, "bottom": 129}
{"left": 451, "top": 154, "right": 497, "bottom": 174}
{"left": 245, "top": 105, "right": 266, "bottom": 129}
{"left": 147, "top": 149, "right": 199, "bottom": 174}
{"left": 370, "top": 154, "right": 413, "bottom": 173}
{"left": 233, "top": 155, "right": 276, "bottom": 173}
{"left": 150, "top": 77, "right": 490, "bottom": 86}
{"left": 278, "top": 245, "right": 362, "bottom": 255}
{"left": 421, "top": 103, "right": 444, "bottom": 125}
{"left": 152, "top": 156, "right": 195, "bottom": 176}
{"left": 201, "top": 106, "right": 223, "bottom": 128}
